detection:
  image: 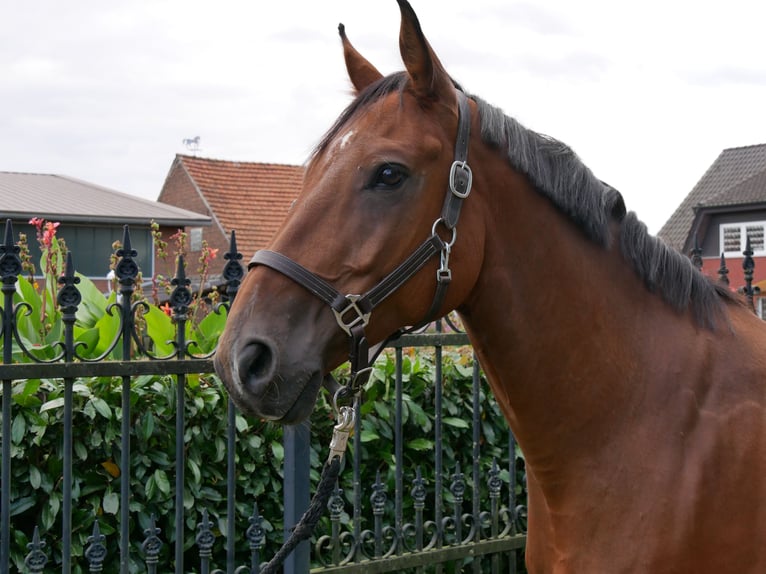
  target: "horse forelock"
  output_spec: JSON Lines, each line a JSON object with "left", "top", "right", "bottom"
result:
{"left": 470, "top": 94, "right": 735, "bottom": 330}
{"left": 313, "top": 72, "right": 465, "bottom": 159}
{"left": 313, "top": 72, "right": 410, "bottom": 158}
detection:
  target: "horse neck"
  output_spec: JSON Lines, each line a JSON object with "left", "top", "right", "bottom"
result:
{"left": 458, "top": 159, "right": 687, "bottom": 488}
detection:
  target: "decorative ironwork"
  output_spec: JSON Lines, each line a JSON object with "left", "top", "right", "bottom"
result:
{"left": 0, "top": 220, "right": 22, "bottom": 289}
{"left": 23, "top": 526, "right": 48, "bottom": 573}
{"left": 169, "top": 255, "right": 193, "bottom": 320}
{"left": 85, "top": 521, "right": 107, "bottom": 572}
{"left": 488, "top": 458, "right": 503, "bottom": 500}
{"left": 221, "top": 230, "right": 245, "bottom": 303}
{"left": 197, "top": 509, "right": 216, "bottom": 562}
{"left": 718, "top": 252, "right": 730, "bottom": 286}
{"left": 1, "top": 220, "right": 527, "bottom": 571}
{"left": 690, "top": 235, "right": 703, "bottom": 270}
{"left": 369, "top": 471, "right": 388, "bottom": 516}
{"left": 743, "top": 237, "right": 755, "bottom": 311}
{"left": 245, "top": 503, "right": 265, "bottom": 572}
{"left": 328, "top": 483, "right": 345, "bottom": 521}
{"left": 141, "top": 514, "right": 163, "bottom": 567}
{"left": 57, "top": 252, "right": 82, "bottom": 318}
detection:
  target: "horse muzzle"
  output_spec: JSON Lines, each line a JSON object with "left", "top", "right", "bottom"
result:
{"left": 215, "top": 333, "right": 326, "bottom": 424}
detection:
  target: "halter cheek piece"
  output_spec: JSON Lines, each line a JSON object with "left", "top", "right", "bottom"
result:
{"left": 248, "top": 91, "right": 473, "bottom": 406}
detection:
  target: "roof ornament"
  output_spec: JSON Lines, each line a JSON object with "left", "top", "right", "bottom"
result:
{"left": 182, "top": 136, "right": 202, "bottom": 155}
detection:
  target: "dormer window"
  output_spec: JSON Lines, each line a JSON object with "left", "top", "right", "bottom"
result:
{"left": 720, "top": 222, "right": 766, "bottom": 256}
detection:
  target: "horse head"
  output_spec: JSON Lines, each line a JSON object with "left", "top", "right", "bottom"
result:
{"left": 215, "top": 0, "right": 485, "bottom": 423}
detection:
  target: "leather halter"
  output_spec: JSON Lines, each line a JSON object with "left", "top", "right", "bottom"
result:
{"left": 248, "top": 91, "right": 473, "bottom": 397}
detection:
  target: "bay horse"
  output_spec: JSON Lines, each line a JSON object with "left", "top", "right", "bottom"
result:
{"left": 215, "top": 1, "right": 766, "bottom": 571}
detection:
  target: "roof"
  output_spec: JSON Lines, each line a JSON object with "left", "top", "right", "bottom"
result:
{"left": 170, "top": 155, "right": 303, "bottom": 255}
{"left": 658, "top": 144, "right": 766, "bottom": 251}
{"left": 0, "top": 172, "right": 211, "bottom": 226}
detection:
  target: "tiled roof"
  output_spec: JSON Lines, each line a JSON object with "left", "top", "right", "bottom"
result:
{"left": 0, "top": 171, "right": 211, "bottom": 226}
{"left": 173, "top": 155, "right": 303, "bottom": 257}
{"left": 700, "top": 169, "right": 766, "bottom": 208}
{"left": 658, "top": 144, "right": 766, "bottom": 251}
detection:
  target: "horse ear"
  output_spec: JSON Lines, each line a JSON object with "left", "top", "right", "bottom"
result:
{"left": 397, "top": 0, "right": 454, "bottom": 104}
{"left": 339, "top": 23, "right": 383, "bottom": 94}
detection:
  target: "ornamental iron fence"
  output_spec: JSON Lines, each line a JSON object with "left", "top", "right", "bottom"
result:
{"left": 0, "top": 219, "right": 528, "bottom": 573}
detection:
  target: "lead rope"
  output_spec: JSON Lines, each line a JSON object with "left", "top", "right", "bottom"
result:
{"left": 259, "top": 404, "right": 356, "bottom": 574}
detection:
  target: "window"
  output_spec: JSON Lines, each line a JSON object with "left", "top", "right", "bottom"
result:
{"left": 17, "top": 222, "right": 153, "bottom": 278}
{"left": 720, "top": 222, "right": 766, "bottom": 256}
{"left": 190, "top": 227, "right": 203, "bottom": 252}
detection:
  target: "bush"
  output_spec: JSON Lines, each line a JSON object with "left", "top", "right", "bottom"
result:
{"left": 3, "top": 347, "right": 526, "bottom": 572}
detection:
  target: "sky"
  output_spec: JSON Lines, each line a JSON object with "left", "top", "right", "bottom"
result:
{"left": 3, "top": 0, "right": 766, "bottom": 234}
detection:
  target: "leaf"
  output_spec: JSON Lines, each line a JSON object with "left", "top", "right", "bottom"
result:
{"left": 74, "top": 440, "right": 88, "bottom": 460}
{"left": 74, "top": 272, "right": 108, "bottom": 328}
{"left": 10, "top": 496, "right": 36, "bottom": 517}
{"left": 29, "top": 465, "right": 42, "bottom": 489}
{"left": 40, "top": 397, "right": 65, "bottom": 412}
{"left": 442, "top": 416, "right": 470, "bottom": 429}
{"left": 360, "top": 429, "right": 380, "bottom": 443}
{"left": 405, "top": 438, "right": 434, "bottom": 451}
{"left": 12, "top": 379, "right": 41, "bottom": 407}
{"left": 145, "top": 475, "right": 156, "bottom": 499}
{"left": 102, "top": 490, "right": 119, "bottom": 515}
{"left": 270, "top": 442, "right": 284, "bottom": 463}
{"left": 153, "top": 469, "right": 171, "bottom": 497}
{"left": 11, "top": 414, "right": 26, "bottom": 444}
{"left": 194, "top": 309, "right": 226, "bottom": 352}
{"left": 73, "top": 326, "right": 100, "bottom": 358}
{"left": 93, "top": 305, "right": 121, "bottom": 357}
{"left": 143, "top": 305, "right": 176, "bottom": 355}
{"left": 188, "top": 458, "right": 201, "bottom": 486}
{"left": 235, "top": 415, "right": 249, "bottom": 433}
{"left": 139, "top": 412, "right": 155, "bottom": 442}
{"left": 373, "top": 402, "right": 390, "bottom": 419}
{"left": 41, "top": 494, "right": 61, "bottom": 531}
{"left": 101, "top": 460, "right": 121, "bottom": 478}
{"left": 90, "top": 397, "right": 112, "bottom": 419}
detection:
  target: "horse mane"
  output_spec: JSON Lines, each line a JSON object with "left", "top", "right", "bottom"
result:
{"left": 314, "top": 73, "right": 735, "bottom": 329}
{"left": 471, "top": 95, "right": 735, "bottom": 329}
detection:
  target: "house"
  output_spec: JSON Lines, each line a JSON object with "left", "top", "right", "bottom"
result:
{"left": 658, "top": 143, "right": 766, "bottom": 317}
{"left": 157, "top": 155, "right": 304, "bottom": 279}
{"left": 0, "top": 171, "right": 211, "bottom": 291}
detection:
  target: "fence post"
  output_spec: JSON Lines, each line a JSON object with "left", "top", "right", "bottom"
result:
{"left": 283, "top": 423, "right": 311, "bottom": 573}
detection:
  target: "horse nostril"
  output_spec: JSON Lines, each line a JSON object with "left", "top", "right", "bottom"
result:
{"left": 238, "top": 339, "right": 277, "bottom": 391}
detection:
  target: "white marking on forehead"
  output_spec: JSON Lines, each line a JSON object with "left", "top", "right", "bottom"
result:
{"left": 340, "top": 130, "right": 355, "bottom": 150}
{"left": 324, "top": 129, "right": 356, "bottom": 163}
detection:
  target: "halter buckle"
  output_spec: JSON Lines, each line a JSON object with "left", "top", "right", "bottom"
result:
{"left": 333, "top": 294, "right": 371, "bottom": 337}
{"left": 449, "top": 160, "right": 473, "bottom": 199}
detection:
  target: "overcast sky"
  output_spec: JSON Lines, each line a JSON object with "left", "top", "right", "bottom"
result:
{"left": 3, "top": 0, "right": 766, "bottom": 233}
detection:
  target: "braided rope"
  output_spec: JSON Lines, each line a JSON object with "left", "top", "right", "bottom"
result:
{"left": 259, "top": 457, "right": 342, "bottom": 574}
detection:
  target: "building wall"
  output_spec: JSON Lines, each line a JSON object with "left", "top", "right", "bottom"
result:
{"left": 698, "top": 255, "right": 766, "bottom": 290}
{"left": 156, "top": 162, "right": 229, "bottom": 283}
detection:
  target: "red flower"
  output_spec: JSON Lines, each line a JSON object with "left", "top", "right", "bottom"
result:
{"left": 29, "top": 217, "right": 44, "bottom": 230}
{"left": 160, "top": 302, "right": 172, "bottom": 317}
{"left": 42, "top": 221, "right": 59, "bottom": 247}
{"left": 204, "top": 248, "right": 219, "bottom": 265}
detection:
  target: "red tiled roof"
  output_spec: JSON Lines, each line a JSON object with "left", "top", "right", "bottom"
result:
{"left": 176, "top": 155, "right": 303, "bottom": 257}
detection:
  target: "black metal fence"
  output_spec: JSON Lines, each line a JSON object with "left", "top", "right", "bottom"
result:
{"left": 0, "top": 219, "right": 527, "bottom": 573}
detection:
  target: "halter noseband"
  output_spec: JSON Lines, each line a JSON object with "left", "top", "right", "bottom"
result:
{"left": 248, "top": 91, "right": 473, "bottom": 400}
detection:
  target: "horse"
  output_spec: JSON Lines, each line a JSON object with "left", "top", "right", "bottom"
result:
{"left": 214, "top": 1, "right": 766, "bottom": 571}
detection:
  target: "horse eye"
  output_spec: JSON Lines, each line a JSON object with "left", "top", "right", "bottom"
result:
{"left": 370, "top": 164, "right": 407, "bottom": 190}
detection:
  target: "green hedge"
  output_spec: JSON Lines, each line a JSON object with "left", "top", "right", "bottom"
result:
{"left": 3, "top": 347, "right": 525, "bottom": 572}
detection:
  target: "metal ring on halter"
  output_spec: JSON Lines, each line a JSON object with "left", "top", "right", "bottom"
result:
{"left": 431, "top": 218, "right": 457, "bottom": 249}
